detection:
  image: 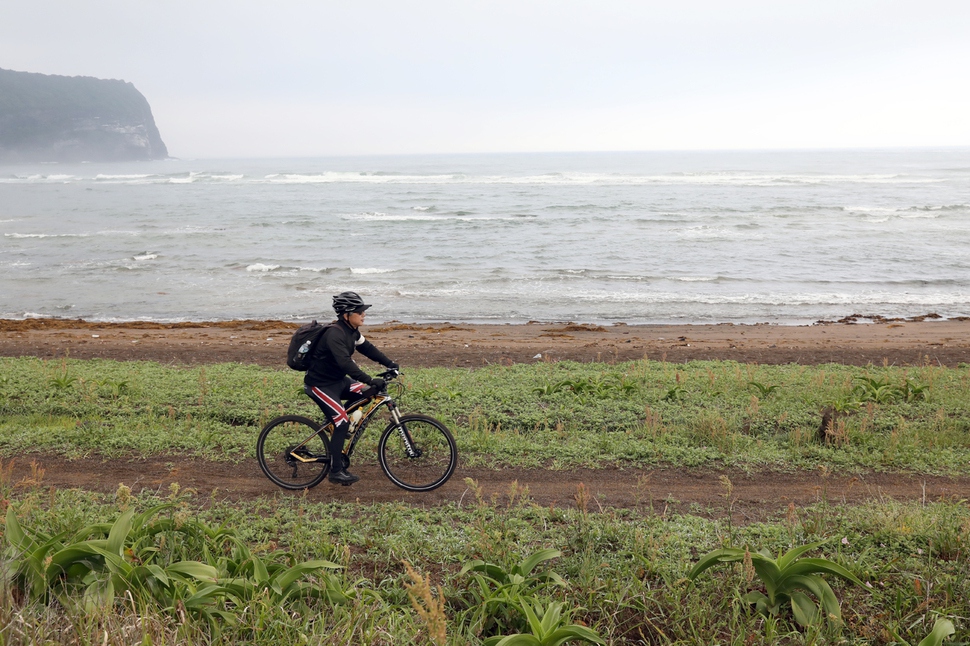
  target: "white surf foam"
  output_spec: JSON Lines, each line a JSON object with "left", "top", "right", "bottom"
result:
{"left": 5, "top": 232, "right": 90, "bottom": 238}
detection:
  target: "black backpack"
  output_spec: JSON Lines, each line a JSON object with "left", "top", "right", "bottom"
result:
{"left": 286, "top": 320, "right": 334, "bottom": 371}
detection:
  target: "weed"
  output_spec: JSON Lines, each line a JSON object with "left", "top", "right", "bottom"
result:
{"left": 749, "top": 381, "right": 782, "bottom": 398}
{"left": 460, "top": 548, "right": 567, "bottom": 636}
{"left": 99, "top": 378, "right": 131, "bottom": 398}
{"left": 482, "top": 600, "right": 605, "bottom": 646}
{"left": 403, "top": 561, "right": 447, "bottom": 645}
{"left": 661, "top": 385, "right": 686, "bottom": 402}
{"left": 3, "top": 503, "right": 348, "bottom": 627}
{"left": 688, "top": 541, "right": 865, "bottom": 629}
{"left": 48, "top": 372, "right": 77, "bottom": 391}
{"left": 889, "top": 617, "right": 955, "bottom": 646}
{"left": 642, "top": 406, "right": 663, "bottom": 437}
{"left": 1, "top": 487, "right": 968, "bottom": 643}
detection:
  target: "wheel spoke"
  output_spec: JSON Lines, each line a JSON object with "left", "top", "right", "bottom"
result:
{"left": 257, "top": 416, "right": 331, "bottom": 490}
{"left": 379, "top": 415, "right": 457, "bottom": 492}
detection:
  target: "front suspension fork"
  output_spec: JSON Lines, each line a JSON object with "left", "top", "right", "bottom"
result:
{"left": 386, "top": 401, "right": 421, "bottom": 458}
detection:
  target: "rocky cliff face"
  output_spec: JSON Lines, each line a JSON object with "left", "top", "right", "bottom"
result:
{"left": 0, "top": 68, "right": 168, "bottom": 163}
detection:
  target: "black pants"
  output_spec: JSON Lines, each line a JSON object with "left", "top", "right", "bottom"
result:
{"left": 305, "top": 377, "right": 369, "bottom": 470}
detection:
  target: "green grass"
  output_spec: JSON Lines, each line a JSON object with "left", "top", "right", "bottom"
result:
{"left": 3, "top": 356, "right": 970, "bottom": 473}
{"left": 2, "top": 354, "right": 968, "bottom": 643}
{"left": 2, "top": 481, "right": 967, "bottom": 644}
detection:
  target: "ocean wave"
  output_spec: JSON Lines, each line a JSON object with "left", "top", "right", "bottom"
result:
{"left": 344, "top": 212, "right": 526, "bottom": 222}
{"left": 483, "top": 288, "right": 970, "bottom": 308}
{"left": 0, "top": 174, "right": 77, "bottom": 183}
{"left": 844, "top": 206, "right": 900, "bottom": 214}
{"left": 674, "top": 225, "right": 759, "bottom": 240}
{"left": 96, "top": 174, "right": 153, "bottom": 180}
{"left": 290, "top": 266, "right": 327, "bottom": 273}
{"left": 655, "top": 173, "right": 944, "bottom": 187}
{"left": 166, "top": 226, "right": 227, "bottom": 234}
{"left": 82, "top": 172, "right": 246, "bottom": 185}
{"left": 843, "top": 204, "right": 965, "bottom": 220}
{"left": 250, "top": 170, "right": 947, "bottom": 187}
{"left": 540, "top": 271, "right": 731, "bottom": 284}
{"left": 4, "top": 169, "right": 944, "bottom": 189}
{"left": 4, "top": 232, "right": 90, "bottom": 238}
{"left": 239, "top": 263, "right": 338, "bottom": 274}
{"left": 349, "top": 212, "right": 439, "bottom": 221}
{"left": 6, "top": 151, "right": 969, "bottom": 325}
{"left": 264, "top": 172, "right": 460, "bottom": 184}
{"left": 905, "top": 203, "right": 969, "bottom": 214}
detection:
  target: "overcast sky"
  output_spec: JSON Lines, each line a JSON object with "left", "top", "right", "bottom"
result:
{"left": 3, "top": 1, "right": 969, "bottom": 158}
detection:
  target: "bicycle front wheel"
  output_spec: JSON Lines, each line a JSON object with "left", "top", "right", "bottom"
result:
{"left": 257, "top": 415, "right": 330, "bottom": 490}
{"left": 378, "top": 414, "right": 457, "bottom": 492}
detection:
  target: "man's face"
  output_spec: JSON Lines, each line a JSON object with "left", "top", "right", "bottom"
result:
{"left": 346, "top": 310, "right": 366, "bottom": 328}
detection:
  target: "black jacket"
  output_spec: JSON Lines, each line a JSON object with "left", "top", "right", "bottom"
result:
{"left": 304, "top": 318, "right": 393, "bottom": 387}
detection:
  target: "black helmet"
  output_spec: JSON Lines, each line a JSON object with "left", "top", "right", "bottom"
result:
{"left": 332, "top": 291, "right": 372, "bottom": 314}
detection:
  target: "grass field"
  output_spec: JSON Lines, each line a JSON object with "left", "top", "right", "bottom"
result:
{"left": 2, "top": 356, "right": 970, "bottom": 473}
{"left": 1, "top": 356, "right": 969, "bottom": 644}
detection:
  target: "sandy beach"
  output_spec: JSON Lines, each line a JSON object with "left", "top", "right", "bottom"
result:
{"left": 2, "top": 314, "right": 969, "bottom": 368}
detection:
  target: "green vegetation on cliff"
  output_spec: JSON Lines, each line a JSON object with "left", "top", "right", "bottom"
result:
{"left": 0, "top": 67, "right": 168, "bottom": 163}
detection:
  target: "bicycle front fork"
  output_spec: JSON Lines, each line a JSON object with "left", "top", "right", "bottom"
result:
{"left": 387, "top": 401, "right": 421, "bottom": 459}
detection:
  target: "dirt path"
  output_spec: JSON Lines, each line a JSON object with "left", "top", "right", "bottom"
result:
{"left": 8, "top": 456, "right": 970, "bottom": 522}
{"left": 6, "top": 317, "right": 970, "bottom": 521}
{"left": 4, "top": 317, "right": 970, "bottom": 368}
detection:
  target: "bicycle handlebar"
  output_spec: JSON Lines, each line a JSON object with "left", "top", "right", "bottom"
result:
{"left": 377, "top": 368, "right": 400, "bottom": 380}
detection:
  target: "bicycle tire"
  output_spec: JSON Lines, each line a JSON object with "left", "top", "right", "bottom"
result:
{"left": 378, "top": 414, "right": 457, "bottom": 492}
{"left": 257, "top": 415, "right": 330, "bottom": 490}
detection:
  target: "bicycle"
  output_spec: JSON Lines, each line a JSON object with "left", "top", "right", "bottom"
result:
{"left": 256, "top": 370, "right": 458, "bottom": 492}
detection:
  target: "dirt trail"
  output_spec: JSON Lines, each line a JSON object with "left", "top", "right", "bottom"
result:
{"left": 4, "top": 317, "right": 970, "bottom": 368}
{"left": 6, "top": 317, "right": 970, "bottom": 520}
{"left": 8, "top": 456, "right": 969, "bottom": 522}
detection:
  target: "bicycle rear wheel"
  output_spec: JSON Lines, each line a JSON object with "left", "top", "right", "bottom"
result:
{"left": 378, "top": 414, "right": 457, "bottom": 492}
{"left": 257, "top": 415, "right": 330, "bottom": 490}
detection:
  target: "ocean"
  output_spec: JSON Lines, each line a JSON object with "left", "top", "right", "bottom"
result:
{"left": 2, "top": 149, "right": 969, "bottom": 325}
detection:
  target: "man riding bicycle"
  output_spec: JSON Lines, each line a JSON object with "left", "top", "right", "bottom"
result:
{"left": 304, "top": 291, "right": 399, "bottom": 485}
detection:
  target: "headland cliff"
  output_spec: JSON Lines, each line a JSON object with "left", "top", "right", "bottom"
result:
{"left": 0, "top": 68, "right": 168, "bottom": 163}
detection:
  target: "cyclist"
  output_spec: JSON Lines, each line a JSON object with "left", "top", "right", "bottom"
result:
{"left": 304, "top": 291, "right": 399, "bottom": 485}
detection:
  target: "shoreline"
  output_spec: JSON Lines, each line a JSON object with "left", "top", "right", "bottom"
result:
{"left": 2, "top": 316, "right": 969, "bottom": 367}
{"left": 4, "top": 311, "right": 966, "bottom": 328}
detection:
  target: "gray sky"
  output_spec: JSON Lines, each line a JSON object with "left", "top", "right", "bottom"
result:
{"left": 3, "top": 1, "right": 969, "bottom": 158}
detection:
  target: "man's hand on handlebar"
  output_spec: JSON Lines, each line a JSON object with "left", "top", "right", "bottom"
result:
{"left": 377, "top": 368, "right": 400, "bottom": 380}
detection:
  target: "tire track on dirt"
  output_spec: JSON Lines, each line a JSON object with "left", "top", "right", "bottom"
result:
{"left": 8, "top": 456, "right": 970, "bottom": 523}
